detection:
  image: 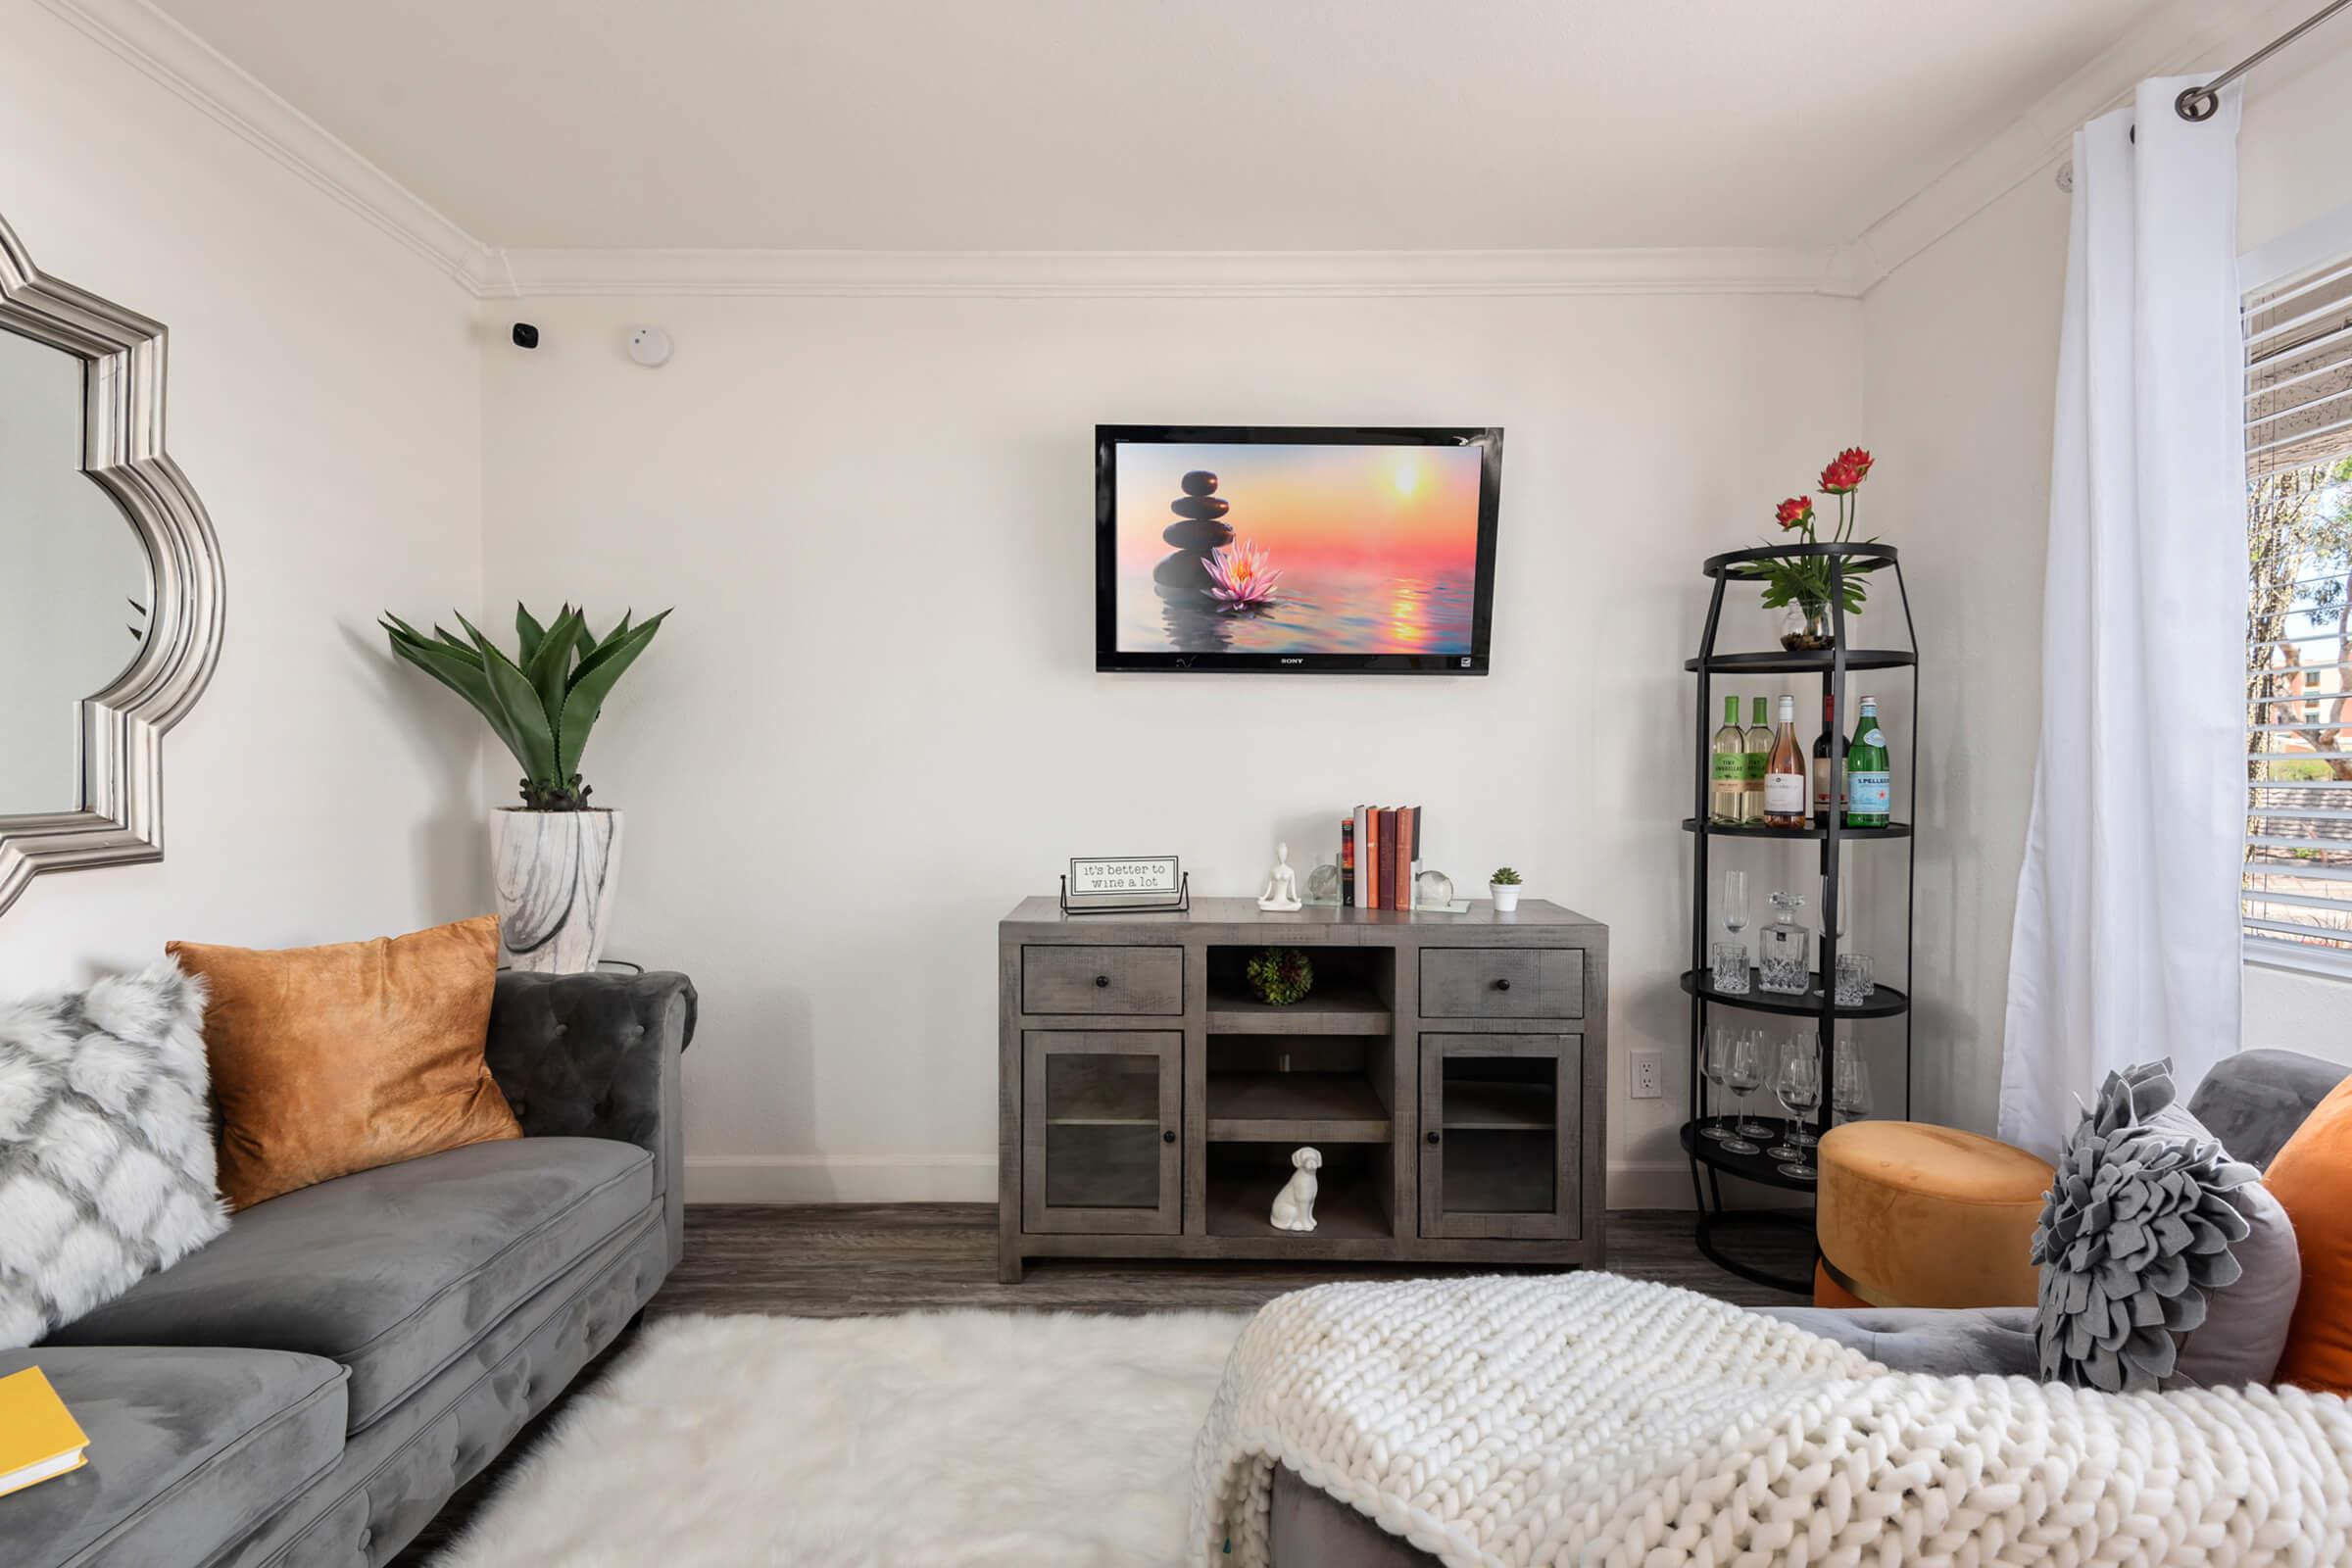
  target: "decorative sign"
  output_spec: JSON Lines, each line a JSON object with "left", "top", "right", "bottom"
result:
{"left": 1069, "top": 856, "right": 1181, "bottom": 898}
{"left": 1061, "top": 856, "right": 1189, "bottom": 915}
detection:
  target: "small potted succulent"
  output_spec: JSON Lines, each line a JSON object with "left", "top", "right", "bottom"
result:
{"left": 1245, "top": 948, "right": 1314, "bottom": 1006}
{"left": 1488, "top": 867, "right": 1523, "bottom": 914}
{"left": 382, "top": 603, "right": 667, "bottom": 973}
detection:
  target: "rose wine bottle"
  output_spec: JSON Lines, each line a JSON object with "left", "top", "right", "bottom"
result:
{"left": 1845, "top": 695, "right": 1891, "bottom": 828}
{"left": 1741, "top": 697, "right": 1771, "bottom": 825}
{"left": 1764, "top": 695, "right": 1808, "bottom": 828}
{"left": 1709, "top": 696, "right": 1746, "bottom": 826}
{"left": 1812, "top": 693, "right": 1843, "bottom": 826}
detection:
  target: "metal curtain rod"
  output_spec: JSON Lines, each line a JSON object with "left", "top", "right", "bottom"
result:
{"left": 2178, "top": 0, "right": 2352, "bottom": 121}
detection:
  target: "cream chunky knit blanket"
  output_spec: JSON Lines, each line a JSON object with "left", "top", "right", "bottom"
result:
{"left": 1189, "top": 1272, "right": 2352, "bottom": 1566}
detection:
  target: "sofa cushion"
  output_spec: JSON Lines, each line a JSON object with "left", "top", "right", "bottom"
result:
{"left": 1758, "top": 1304, "right": 2040, "bottom": 1377}
{"left": 0, "top": 1344, "right": 344, "bottom": 1568}
{"left": 168, "top": 915, "right": 521, "bottom": 1210}
{"left": 2265, "top": 1071, "right": 2352, "bottom": 1395}
{"left": 42, "top": 1136, "right": 651, "bottom": 1433}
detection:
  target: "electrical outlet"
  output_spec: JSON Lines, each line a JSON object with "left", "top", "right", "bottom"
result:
{"left": 1629, "top": 1050, "right": 1663, "bottom": 1100}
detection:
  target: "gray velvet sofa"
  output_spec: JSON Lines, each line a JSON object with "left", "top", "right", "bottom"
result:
{"left": 1269, "top": 1046, "right": 2352, "bottom": 1567}
{"left": 2, "top": 968, "right": 695, "bottom": 1568}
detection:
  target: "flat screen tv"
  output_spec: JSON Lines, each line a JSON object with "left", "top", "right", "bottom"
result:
{"left": 1096, "top": 424, "right": 1502, "bottom": 674}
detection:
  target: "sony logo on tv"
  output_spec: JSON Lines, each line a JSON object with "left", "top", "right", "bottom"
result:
{"left": 1280, "top": 658, "right": 1304, "bottom": 664}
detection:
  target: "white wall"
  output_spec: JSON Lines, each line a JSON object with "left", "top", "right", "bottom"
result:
{"left": 1860, "top": 43, "right": 2352, "bottom": 1121}
{"left": 480, "top": 289, "right": 1862, "bottom": 1203}
{"left": 0, "top": 0, "right": 486, "bottom": 992}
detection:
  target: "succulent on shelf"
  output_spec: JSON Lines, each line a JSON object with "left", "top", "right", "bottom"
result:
{"left": 1245, "top": 948, "right": 1314, "bottom": 1006}
{"left": 1490, "top": 866, "right": 1523, "bottom": 886}
{"left": 382, "top": 602, "right": 668, "bottom": 810}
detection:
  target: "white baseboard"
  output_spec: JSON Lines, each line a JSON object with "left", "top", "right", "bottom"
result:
{"left": 686, "top": 1153, "right": 998, "bottom": 1204}
{"left": 687, "top": 1154, "right": 1731, "bottom": 1211}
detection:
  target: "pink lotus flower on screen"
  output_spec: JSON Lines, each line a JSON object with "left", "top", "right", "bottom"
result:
{"left": 1203, "top": 538, "right": 1282, "bottom": 611}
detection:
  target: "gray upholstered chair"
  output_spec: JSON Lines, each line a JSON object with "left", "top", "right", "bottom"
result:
{"left": 1268, "top": 1047, "right": 2350, "bottom": 1567}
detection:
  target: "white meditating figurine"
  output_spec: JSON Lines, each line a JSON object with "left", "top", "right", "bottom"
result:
{"left": 1270, "top": 1147, "right": 1321, "bottom": 1232}
{"left": 1257, "top": 842, "right": 1303, "bottom": 911}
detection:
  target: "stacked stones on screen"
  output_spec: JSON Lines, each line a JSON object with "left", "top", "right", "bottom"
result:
{"left": 1152, "top": 470, "right": 1232, "bottom": 599}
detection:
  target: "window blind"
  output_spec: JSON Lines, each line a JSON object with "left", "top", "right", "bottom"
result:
{"left": 2244, "top": 250, "right": 2352, "bottom": 962}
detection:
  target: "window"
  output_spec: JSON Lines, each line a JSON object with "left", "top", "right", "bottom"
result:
{"left": 2244, "top": 249, "right": 2352, "bottom": 965}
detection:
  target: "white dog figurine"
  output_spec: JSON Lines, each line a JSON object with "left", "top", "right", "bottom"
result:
{"left": 1269, "top": 1147, "right": 1322, "bottom": 1232}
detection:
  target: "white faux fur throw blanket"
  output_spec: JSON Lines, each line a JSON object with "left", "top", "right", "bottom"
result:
{"left": 1189, "top": 1272, "right": 2352, "bottom": 1566}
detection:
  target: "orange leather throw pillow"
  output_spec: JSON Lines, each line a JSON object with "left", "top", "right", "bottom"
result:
{"left": 169, "top": 914, "right": 520, "bottom": 1210}
{"left": 2263, "top": 1072, "right": 2352, "bottom": 1394}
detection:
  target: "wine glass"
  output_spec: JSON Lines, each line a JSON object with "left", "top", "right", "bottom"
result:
{"left": 1718, "top": 1031, "right": 1763, "bottom": 1156}
{"left": 1774, "top": 1046, "right": 1823, "bottom": 1182}
{"left": 1721, "top": 870, "right": 1750, "bottom": 947}
{"left": 1834, "top": 1042, "right": 1874, "bottom": 1126}
{"left": 1769, "top": 1036, "right": 1821, "bottom": 1161}
{"left": 1734, "top": 1028, "right": 1775, "bottom": 1138}
{"left": 1700, "top": 1026, "right": 1735, "bottom": 1141}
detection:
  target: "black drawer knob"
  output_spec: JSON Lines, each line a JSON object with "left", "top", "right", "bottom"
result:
{"left": 1427, "top": 1130, "right": 1442, "bottom": 1146}
{"left": 1162, "top": 1128, "right": 1177, "bottom": 1144}
{"left": 1095, "top": 974, "right": 1110, "bottom": 989}
{"left": 1494, "top": 977, "right": 1512, "bottom": 991}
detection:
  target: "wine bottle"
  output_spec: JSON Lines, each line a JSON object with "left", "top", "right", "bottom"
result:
{"left": 1764, "top": 695, "right": 1807, "bottom": 828}
{"left": 1812, "top": 693, "right": 1844, "bottom": 826}
{"left": 1846, "top": 695, "right": 1891, "bottom": 828}
{"left": 1741, "top": 697, "right": 1771, "bottom": 825}
{"left": 1709, "top": 696, "right": 1746, "bottom": 826}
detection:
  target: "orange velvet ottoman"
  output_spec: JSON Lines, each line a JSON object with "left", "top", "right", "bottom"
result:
{"left": 1813, "top": 1120, "right": 2054, "bottom": 1308}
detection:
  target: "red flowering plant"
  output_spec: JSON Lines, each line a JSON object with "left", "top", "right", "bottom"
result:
{"left": 1737, "top": 447, "right": 1879, "bottom": 624}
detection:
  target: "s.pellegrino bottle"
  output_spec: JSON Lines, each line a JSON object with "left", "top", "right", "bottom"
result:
{"left": 1710, "top": 696, "right": 1747, "bottom": 826}
{"left": 1845, "top": 695, "right": 1891, "bottom": 828}
{"left": 1763, "top": 695, "right": 1808, "bottom": 828}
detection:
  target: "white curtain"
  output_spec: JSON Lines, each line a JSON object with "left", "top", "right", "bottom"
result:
{"left": 1999, "top": 78, "right": 2246, "bottom": 1160}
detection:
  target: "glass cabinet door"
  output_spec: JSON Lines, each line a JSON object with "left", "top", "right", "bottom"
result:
{"left": 1021, "top": 1031, "right": 1181, "bottom": 1234}
{"left": 1418, "top": 1034, "right": 1580, "bottom": 1240}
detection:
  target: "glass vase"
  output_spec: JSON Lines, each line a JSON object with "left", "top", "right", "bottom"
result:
{"left": 1778, "top": 601, "right": 1835, "bottom": 651}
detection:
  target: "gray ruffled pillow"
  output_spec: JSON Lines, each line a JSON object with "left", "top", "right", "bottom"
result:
{"left": 2031, "top": 1059, "right": 2300, "bottom": 1392}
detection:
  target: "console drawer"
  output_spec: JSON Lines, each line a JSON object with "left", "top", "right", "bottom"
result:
{"left": 1420, "top": 948, "right": 1583, "bottom": 1019}
{"left": 1022, "top": 945, "right": 1184, "bottom": 1015}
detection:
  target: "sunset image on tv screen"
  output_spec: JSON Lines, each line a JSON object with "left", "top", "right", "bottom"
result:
{"left": 1114, "top": 443, "right": 1483, "bottom": 657}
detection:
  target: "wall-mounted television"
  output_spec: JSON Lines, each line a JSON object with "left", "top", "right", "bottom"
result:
{"left": 1096, "top": 424, "right": 1502, "bottom": 674}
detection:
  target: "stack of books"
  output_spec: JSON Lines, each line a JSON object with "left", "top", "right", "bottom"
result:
{"left": 1340, "top": 806, "right": 1422, "bottom": 910}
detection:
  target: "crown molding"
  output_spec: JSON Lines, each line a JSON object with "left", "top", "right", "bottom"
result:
{"left": 43, "top": 0, "right": 2341, "bottom": 305}
{"left": 33, "top": 0, "right": 498, "bottom": 291}
{"left": 1843, "top": 0, "right": 2308, "bottom": 293}
{"left": 487, "top": 245, "right": 1868, "bottom": 300}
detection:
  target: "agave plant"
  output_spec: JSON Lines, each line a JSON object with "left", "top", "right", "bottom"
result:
{"left": 1203, "top": 538, "right": 1282, "bottom": 612}
{"left": 382, "top": 604, "right": 668, "bottom": 810}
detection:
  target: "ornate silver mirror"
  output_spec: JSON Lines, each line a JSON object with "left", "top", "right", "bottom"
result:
{"left": 0, "top": 211, "right": 222, "bottom": 916}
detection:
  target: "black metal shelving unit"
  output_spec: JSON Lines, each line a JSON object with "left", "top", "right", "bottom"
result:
{"left": 1684, "top": 542, "right": 1918, "bottom": 1293}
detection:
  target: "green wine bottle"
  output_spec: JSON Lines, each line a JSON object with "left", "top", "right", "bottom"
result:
{"left": 1845, "top": 695, "right": 1891, "bottom": 828}
{"left": 1709, "top": 695, "right": 1745, "bottom": 826}
{"left": 1741, "top": 698, "right": 1771, "bottom": 824}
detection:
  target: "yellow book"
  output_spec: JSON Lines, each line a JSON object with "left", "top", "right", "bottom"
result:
{"left": 0, "top": 1366, "right": 89, "bottom": 1498}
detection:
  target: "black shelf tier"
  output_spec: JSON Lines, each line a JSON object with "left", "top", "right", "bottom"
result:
{"left": 1682, "top": 648, "right": 1918, "bottom": 674}
{"left": 1679, "top": 968, "right": 1909, "bottom": 1019}
{"left": 1681, "top": 818, "right": 1911, "bottom": 841}
{"left": 1679, "top": 1117, "right": 1822, "bottom": 1194}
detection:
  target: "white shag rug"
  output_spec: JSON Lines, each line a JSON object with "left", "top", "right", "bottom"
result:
{"left": 436, "top": 1309, "right": 1250, "bottom": 1567}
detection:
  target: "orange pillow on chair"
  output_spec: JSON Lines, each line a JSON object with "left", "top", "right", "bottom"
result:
{"left": 169, "top": 914, "right": 521, "bottom": 1210}
{"left": 2261, "top": 1073, "right": 2352, "bottom": 1394}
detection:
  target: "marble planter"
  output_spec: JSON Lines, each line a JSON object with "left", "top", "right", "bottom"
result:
{"left": 491, "top": 808, "right": 622, "bottom": 973}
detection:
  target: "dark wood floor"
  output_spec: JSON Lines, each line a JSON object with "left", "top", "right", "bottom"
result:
{"left": 394, "top": 1203, "right": 1811, "bottom": 1563}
